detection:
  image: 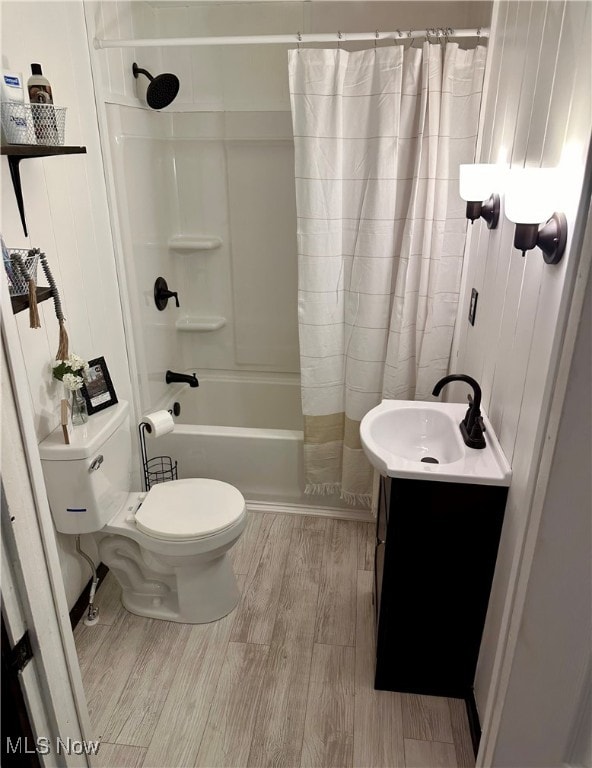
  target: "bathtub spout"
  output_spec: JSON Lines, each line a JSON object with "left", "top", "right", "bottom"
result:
{"left": 166, "top": 370, "right": 199, "bottom": 387}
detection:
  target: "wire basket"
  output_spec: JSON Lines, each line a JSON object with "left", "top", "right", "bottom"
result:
{"left": 1, "top": 102, "right": 66, "bottom": 146}
{"left": 3, "top": 248, "right": 40, "bottom": 296}
{"left": 144, "top": 456, "right": 178, "bottom": 490}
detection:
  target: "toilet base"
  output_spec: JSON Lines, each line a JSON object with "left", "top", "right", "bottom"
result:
{"left": 99, "top": 533, "right": 241, "bottom": 624}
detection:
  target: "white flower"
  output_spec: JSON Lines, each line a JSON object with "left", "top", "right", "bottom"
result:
{"left": 62, "top": 373, "right": 84, "bottom": 391}
{"left": 68, "top": 353, "right": 88, "bottom": 372}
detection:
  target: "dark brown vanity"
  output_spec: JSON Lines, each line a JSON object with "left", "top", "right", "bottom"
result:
{"left": 374, "top": 474, "right": 507, "bottom": 699}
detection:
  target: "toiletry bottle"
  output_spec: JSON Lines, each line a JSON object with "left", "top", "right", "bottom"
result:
{"left": 1, "top": 71, "right": 34, "bottom": 144}
{"left": 27, "top": 63, "right": 58, "bottom": 144}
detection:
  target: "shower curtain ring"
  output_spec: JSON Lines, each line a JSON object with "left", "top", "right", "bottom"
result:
{"left": 297, "top": 31, "right": 302, "bottom": 51}
{"left": 337, "top": 30, "right": 342, "bottom": 49}
{"left": 477, "top": 27, "right": 482, "bottom": 45}
{"left": 374, "top": 30, "right": 379, "bottom": 49}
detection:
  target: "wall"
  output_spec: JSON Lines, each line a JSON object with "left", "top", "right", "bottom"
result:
{"left": 151, "top": 1, "right": 492, "bottom": 112}
{"left": 1, "top": 1, "right": 132, "bottom": 608}
{"left": 91, "top": 1, "right": 492, "bottom": 413}
{"left": 493, "top": 262, "right": 591, "bottom": 765}
{"left": 450, "top": 0, "right": 591, "bottom": 727}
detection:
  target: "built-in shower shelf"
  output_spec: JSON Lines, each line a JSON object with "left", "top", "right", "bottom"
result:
{"left": 168, "top": 236, "right": 222, "bottom": 252}
{"left": 175, "top": 316, "right": 226, "bottom": 332}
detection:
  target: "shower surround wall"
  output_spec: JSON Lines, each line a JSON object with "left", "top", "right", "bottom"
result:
{"left": 94, "top": 1, "right": 493, "bottom": 414}
{"left": 105, "top": 105, "right": 180, "bottom": 408}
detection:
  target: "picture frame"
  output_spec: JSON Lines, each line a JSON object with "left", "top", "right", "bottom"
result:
{"left": 81, "top": 356, "right": 118, "bottom": 415}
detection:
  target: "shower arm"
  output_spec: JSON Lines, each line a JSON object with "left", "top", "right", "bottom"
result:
{"left": 132, "top": 64, "right": 153, "bottom": 81}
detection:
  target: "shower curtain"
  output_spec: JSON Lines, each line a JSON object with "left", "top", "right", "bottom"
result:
{"left": 289, "top": 43, "right": 486, "bottom": 505}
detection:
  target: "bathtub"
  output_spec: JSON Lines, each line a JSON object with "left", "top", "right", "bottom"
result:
{"left": 151, "top": 373, "right": 370, "bottom": 519}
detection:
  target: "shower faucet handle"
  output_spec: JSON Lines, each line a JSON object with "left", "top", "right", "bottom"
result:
{"left": 154, "top": 276, "right": 180, "bottom": 311}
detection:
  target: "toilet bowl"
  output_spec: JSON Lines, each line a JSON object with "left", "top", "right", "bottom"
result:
{"left": 39, "top": 401, "right": 246, "bottom": 624}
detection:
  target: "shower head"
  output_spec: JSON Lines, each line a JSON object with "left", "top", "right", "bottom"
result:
{"left": 132, "top": 62, "right": 179, "bottom": 110}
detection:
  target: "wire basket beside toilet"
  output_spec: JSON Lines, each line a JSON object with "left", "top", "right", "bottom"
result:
{"left": 138, "top": 419, "right": 178, "bottom": 491}
{"left": 144, "top": 455, "right": 178, "bottom": 490}
{"left": 1, "top": 102, "right": 66, "bottom": 145}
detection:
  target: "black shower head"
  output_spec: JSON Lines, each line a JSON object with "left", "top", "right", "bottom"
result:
{"left": 132, "top": 62, "right": 180, "bottom": 110}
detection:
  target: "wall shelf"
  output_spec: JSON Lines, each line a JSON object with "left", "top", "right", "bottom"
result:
{"left": 11, "top": 286, "right": 53, "bottom": 315}
{"left": 168, "top": 236, "right": 222, "bottom": 252}
{"left": 175, "top": 316, "right": 226, "bottom": 332}
{"left": 1, "top": 144, "right": 87, "bottom": 236}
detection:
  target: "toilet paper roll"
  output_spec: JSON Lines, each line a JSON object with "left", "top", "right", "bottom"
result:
{"left": 143, "top": 410, "right": 174, "bottom": 438}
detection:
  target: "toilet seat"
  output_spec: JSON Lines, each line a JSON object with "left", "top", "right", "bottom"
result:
{"left": 135, "top": 478, "right": 246, "bottom": 542}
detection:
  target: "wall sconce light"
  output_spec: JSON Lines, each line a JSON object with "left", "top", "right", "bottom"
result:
{"left": 459, "top": 164, "right": 500, "bottom": 229}
{"left": 505, "top": 168, "right": 567, "bottom": 264}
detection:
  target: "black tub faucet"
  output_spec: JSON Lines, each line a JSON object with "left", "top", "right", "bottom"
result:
{"left": 166, "top": 370, "right": 199, "bottom": 388}
{"left": 432, "top": 374, "right": 486, "bottom": 449}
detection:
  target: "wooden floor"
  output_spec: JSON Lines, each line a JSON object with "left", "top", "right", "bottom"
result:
{"left": 75, "top": 512, "right": 475, "bottom": 768}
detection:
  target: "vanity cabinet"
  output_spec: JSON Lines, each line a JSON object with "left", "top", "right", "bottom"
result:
{"left": 374, "top": 475, "right": 507, "bottom": 698}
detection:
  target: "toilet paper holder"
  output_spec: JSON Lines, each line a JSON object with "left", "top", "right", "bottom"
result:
{"left": 139, "top": 414, "right": 178, "bottom": 491}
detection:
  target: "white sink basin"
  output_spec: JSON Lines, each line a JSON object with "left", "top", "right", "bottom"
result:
{"left": 360, "top": 400, "right": 512, "bottom": 486}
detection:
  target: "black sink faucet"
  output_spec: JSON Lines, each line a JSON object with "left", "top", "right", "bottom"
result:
{"left": 166, "top": 370, "right": 199, "bottom": 388}
{"left": 432, "top": 374, "right": 486, "bottom": 449}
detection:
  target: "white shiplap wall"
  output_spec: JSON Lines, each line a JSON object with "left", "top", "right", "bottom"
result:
{"left": 450, "top": 0, "right": 591, "bottom": 725}
{"left": 1, "top": 1, "right": 132, "bottom": 608}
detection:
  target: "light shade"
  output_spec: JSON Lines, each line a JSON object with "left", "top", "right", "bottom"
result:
{"left": 505, "top": 168, "right": 557, "bottom": 223}
{"left": 459, "top": 164, "right": 499, "bottom": 202}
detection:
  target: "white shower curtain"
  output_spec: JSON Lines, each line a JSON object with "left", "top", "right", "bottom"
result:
{"left": 289, "top": 43, "right": 486, "bottom": 505}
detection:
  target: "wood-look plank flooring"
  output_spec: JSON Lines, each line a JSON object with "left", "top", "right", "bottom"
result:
{"left": 75, "top": 513, "right": 475, "bottom": 768}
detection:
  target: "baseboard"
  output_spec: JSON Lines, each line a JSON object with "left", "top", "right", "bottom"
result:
{"left": 245, "top": 499, "right": 374, "bottom": 522}
{"left": 464, "top": 690, "right": 482, "bottom": 759}
{"left": 69, "top": 563, "right": 109, "bottom": 630}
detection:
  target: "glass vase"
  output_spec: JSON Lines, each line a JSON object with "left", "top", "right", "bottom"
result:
{"left": 70, "top": 389, "right": 88, "bottom": 426}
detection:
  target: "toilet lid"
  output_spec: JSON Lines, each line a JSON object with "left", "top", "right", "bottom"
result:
{"left": 135, "top": 479, "right": 246, "bottom": 541}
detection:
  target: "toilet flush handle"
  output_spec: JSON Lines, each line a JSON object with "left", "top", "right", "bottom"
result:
{"left": 89, "top": 455, "right": 104, "bottom": 472}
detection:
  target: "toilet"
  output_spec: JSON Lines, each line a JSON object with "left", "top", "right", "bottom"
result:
{"left": 38, "top": 401, "right": 246, "bottom": 624}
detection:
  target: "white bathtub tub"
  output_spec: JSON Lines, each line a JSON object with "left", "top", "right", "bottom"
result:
{"left": 152, "top": 373, "right": 368, "bottom": 517}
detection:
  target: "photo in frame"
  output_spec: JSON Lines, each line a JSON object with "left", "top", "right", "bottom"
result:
{"left": 81, "top": 356, "right": 118, "bottom": 415}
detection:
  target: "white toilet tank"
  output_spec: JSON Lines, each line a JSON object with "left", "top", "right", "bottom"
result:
{"left": 39, "top": 401, "right": 133, "bottom": 534}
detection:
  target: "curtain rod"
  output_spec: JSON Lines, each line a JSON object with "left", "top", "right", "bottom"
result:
{"left": 94, "top": 27, "right": 489, "bottom": 50}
